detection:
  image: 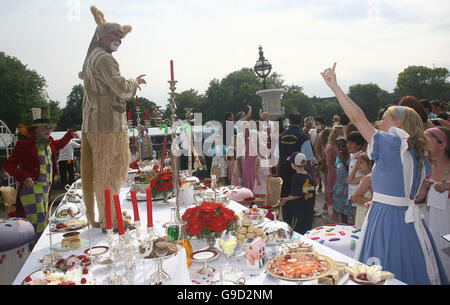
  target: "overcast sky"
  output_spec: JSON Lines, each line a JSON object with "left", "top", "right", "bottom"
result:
{"left": 1, "top": 0, "right": 449, "bottom": 108}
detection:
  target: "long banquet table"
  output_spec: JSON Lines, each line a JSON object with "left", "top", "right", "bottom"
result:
{"left": 13, "top": 185, "right": 405, "bottom": 285}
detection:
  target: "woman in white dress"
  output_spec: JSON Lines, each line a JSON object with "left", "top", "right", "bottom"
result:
{"left": 416, "top": 126, "right": 450, "bottom": 279}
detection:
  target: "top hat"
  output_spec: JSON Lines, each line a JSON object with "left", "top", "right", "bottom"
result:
{"left": 30, "top": 106, "right": 56, "bottom": 127}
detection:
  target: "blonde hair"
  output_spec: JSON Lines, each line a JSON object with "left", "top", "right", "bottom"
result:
{"left": 328, "top": 125, "right": 345, "bottom": 147}
{"left": 357, "top": 152, "right": 374, "bottom": 169}
{"left": 385, "top": 106, "right": 429, "bottom": 165}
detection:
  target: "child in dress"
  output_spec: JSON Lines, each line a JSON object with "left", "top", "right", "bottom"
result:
{"left": 253, "top": 149, "right": 271, "bottom": 197}
{"left": 346, "top": 131, "right": 367, "bottom": 224}
{"left": 279, "top": 152, "right": 316, "bottom": 234}
{"left": 332, "top": 136, "right": 352, "bottom": 224}
{"left": 349, "top": 152, "right": 374, "bottom": 228}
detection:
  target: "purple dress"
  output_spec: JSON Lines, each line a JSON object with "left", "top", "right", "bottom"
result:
{"left": 241, "top": 139, "right": 257, "bottom": 192}
{"left": 324, "top": 145, "right": 338, "bottom": 206}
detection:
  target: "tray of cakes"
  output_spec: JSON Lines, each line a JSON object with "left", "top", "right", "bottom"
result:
{"left": 40, "top": 253, "right": 92, "bottom": 272}
{"left": 236, "top": 218, "right": 266, "bottom": 245}
{"left": 142, "top": 236, "right": 179, "bottom": 260}
{"left": 265, "top": 252, "right": 336, "bottom": 281}
{"left": 22, "top": 266, "right": 95, "bottom": 285}
{"left": 50, "top": 219, "right": 88, "bottom": 233}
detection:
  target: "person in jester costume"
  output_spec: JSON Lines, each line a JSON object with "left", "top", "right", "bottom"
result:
{"left": 3, "top": 106, "right": 79, "bottom": 248}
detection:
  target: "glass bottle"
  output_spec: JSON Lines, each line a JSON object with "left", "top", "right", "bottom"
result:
{"left": 166, "top": 207, "right": 181, "bottom": 242}
{"left": 165, "top": 207, "right": 193, "bottom": 268}
{"left": 178, "top": 226, "right": 193, "bottom": 268}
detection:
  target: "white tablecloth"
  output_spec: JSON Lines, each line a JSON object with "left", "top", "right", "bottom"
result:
{"left": 13, "top": 185, "right": 405, "bottom": 285}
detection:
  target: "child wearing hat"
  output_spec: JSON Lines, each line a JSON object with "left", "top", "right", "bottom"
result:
{"left": 279, "top": 152, "right": 316, "bottom": 234}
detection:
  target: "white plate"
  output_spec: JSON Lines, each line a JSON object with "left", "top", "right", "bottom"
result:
{"left": 125, "top": 192, "right": 147, "bottom": 201}
{"left": 84, "top": 246, "right": 109, "bottom": 256}
{"left": 125, "top": 192, "right": 173, "bottom": 203}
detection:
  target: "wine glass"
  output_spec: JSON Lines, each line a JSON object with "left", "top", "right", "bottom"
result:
{"left": 218, "top": 235, "right": 238, "bottom": 281}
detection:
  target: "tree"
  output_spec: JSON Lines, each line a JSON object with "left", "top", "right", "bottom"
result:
{"left": 348, "top": 83, "right": 385, "bottom": 123}
{"left": 281, "top": 85, "right": 314, "bottom": 122}
{"left": 394, "top": 65, "right": 450, "bottom": 101}
{"left": 162, "top": 89, "right": 205, "bottom": 124}
{"left": 0, "top": 52, "right": 50, "bottom": 131}
{"left": 58, "top": 84, "right": 83, "bottom": 131}
{"left": 126, "top": 96, "right": 157, "bottom": 126}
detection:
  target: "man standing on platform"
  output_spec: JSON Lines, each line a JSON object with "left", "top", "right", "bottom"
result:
{"left": 79, "top": 6, "right": 146, "bottom": 231}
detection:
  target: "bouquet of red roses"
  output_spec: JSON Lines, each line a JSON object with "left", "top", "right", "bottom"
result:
{"left": 182, "top": 201, "right": 238, "bottom": 239}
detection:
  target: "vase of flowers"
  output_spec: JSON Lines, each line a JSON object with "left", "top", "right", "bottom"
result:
{"left": 181, "top": 201, "right": 238, "bottom": 250}
{"left": 150, "top": 169, "right": 173, "bottom": 201}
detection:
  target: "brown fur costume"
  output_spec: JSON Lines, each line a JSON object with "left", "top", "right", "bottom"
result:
{"left": 80, "top": 6, "right": 139, "bottom": 230}
{"left": 81, "top": 133, "right": 130, "bottom": 228}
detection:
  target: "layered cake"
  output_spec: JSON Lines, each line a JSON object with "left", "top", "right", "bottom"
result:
{"left": 61, "top": 232, "right": 82, "bottom": 249}
{"left": 303, "top": 224, "right": 361, "bottom": 258}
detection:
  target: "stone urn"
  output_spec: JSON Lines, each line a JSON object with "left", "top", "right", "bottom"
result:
{"left": 256, "top": 88, "right": 286, "bottom": 121}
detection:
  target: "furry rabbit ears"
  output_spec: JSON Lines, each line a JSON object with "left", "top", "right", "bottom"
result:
{"left": 90, "top": 5, "right": 132, "bottom": 38}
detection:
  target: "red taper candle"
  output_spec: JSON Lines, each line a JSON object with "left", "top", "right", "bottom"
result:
{"left": 104, "top": 188, "right": 112, "bottom": 230}
{"left": 136, "top": 95, "right": 139, "bottom": 107}
{"left": 130, "top": 190, "right": 140, "bottom": 221}
{"left": 146, "top": 187, "right": 153, "bottom": 227}
{"left": 170, "top": 60, "right": 174, "bottom": 81}
{"left": 128, "top": 109, "right": 132, "bottom": 121}
{"left": 113, "top": 194, "right": 125, "bottom": 235}
{"left": 145, "top": 109, "right": 149, "bottom": 121}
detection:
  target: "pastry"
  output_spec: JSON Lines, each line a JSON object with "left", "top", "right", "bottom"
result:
{"left": 238, "top": 227, "right": 247, "bottom": 234}
{"left": 247, "top": 225, "right": 256, "bottom": 233}
{"left": 70, "top": 237, "right": 82, "bottom": 248}
{"left": 237, "top": 233, "right": 246, "bottom": 241}
{"left": 155, "top": 241, "right": 169, "bottom": 257}
{"left": 61, "top": 239, "right": 71, "bottom": 248}
{"left": 242, "top": 219, "right": 252, "bottom": 227}
{"left": 256, "top": 228, "right": 265, "bottom": 236}
{"left": 167, "top": 243, "right": 178, "bottom": 255}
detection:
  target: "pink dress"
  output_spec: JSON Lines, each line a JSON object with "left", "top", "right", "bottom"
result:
{"left": 253, "top": 156, "right": 271, "bottom": 196}
{"left": 324, "top": 145, "right": 338, "bottom": 206}
{"left": 241, "top": 139, "right": 257, "bottom": 192}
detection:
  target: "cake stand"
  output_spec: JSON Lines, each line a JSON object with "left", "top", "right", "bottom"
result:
{"left": 144, "top": 245, "right": 180, "bottom": 284}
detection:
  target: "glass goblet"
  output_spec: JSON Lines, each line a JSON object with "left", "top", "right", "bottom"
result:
{"left": 218, "top": 236, "right": 238, "bottom": 281}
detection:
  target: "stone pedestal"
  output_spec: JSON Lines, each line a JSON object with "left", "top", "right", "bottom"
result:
{"left": 256, "top": 89, "right": 286, "bottom": 120}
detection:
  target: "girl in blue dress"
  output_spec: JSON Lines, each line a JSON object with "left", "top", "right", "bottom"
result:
{"left": 332, "top": 136, "right": 353, "bottom": 222}
{"left": 320, "top": 63, "right": 448, "bottom": 285}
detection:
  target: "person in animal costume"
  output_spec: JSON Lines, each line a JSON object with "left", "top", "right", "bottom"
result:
{"left": 3, "top": 106, "right": 79, "bottom": 247}
{"left": 79, "top": 6, "right": 146, "bottom": 231}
